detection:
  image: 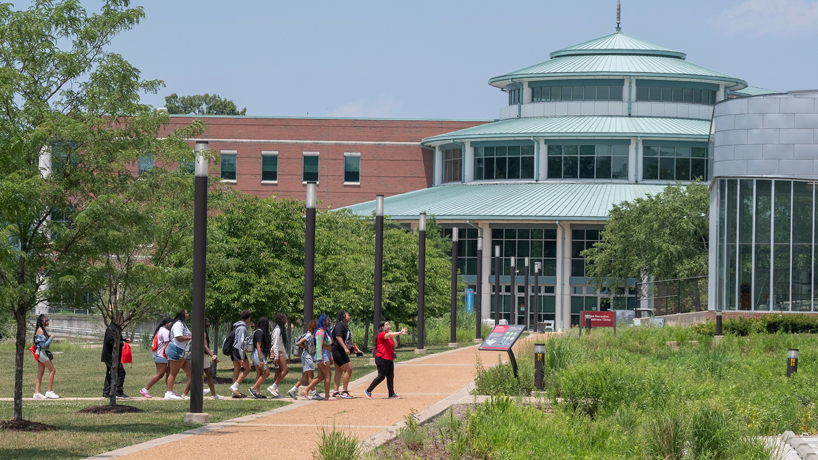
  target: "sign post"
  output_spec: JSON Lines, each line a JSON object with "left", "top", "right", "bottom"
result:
{"left": 479, "top": 324, "right": 526, "bottom": 380}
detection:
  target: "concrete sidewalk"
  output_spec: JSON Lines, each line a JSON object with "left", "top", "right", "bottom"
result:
{"left": 87, "top": 333, "right": 553, "bottom": 460}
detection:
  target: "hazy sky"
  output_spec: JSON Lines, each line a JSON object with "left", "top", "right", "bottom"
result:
{"left": 88, "top": 0, "right": 818, "bottom": 119}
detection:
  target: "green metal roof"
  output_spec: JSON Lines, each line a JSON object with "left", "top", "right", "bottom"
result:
{"left": 490, "top": 54, "right": 746, "bottom": 88}
{"left": 344, "top": 183, "right": 668, "bottom": 221}
{"left": 422, "top": 116, "right": 711, "bottom": 144}
{"left": 549, "top": 32, "right": 686, "bottom": 59}
{"left": 729, "top": 86, "right": 779, "bottom": 97}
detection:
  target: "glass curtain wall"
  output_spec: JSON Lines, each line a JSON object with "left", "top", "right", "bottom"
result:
{"left": 717, "top": 178, "right": 815, "bottom": 311}
{"left": 442, "top": 227, "right": 478, "bottom": 276}
{"left": 490, "top": 227, "right": 558, "bottom": 277}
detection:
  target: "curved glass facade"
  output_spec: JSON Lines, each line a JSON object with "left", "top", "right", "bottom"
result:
{"left": 716, "top": 178, "right": 815, "bottom": 311}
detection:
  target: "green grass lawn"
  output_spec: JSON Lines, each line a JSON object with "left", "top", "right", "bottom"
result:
{"left": 0, "top": 399, "right": 287, "bottom": 460}
{"left": 0, "top": 340, "right": 473, "bottom": 399}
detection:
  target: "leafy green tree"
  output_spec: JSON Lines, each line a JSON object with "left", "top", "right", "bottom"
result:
{"left": 165, "top": 93, "right": 247, "bottom": 116}
{"left": 0, "top": 0, "right": 202, "bottom": 420}
{"left": 583, "top": 182, "right": 709, "bottom": 303}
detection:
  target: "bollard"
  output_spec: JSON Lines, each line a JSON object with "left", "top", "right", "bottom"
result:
{"left": 534, "top": 343, "right": 545, "bottom": 391}
{"left": 787, "top": 348, "right": 799, "bottom": 378}
{"left": 715, "top": 311, "right": 722, "bottom": 336}
{"left": 585, "top": 316, "right": 592, "bottom": 332}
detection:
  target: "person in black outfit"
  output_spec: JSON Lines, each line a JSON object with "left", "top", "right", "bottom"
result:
{"left": 101, "top": 322, "right": 132, "bottom": 398}
{"left": 331, "top": 310, "right": 354, "bottom": 398}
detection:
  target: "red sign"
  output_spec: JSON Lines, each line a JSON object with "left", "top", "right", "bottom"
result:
{"left": 580, "top": 311, "right": 615, "bottom": 328}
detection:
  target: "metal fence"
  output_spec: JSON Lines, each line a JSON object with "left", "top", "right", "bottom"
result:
{"left": 636, "top": 275, "right": 708, "bottom": 316}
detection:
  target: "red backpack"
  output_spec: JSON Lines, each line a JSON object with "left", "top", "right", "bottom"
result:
{"left": 151, "top": 333, "right": 159, "bottom": 352}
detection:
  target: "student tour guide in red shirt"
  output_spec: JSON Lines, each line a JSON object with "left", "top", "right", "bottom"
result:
{"left": 365, "top": 320, "right": 406, "bottom": 399}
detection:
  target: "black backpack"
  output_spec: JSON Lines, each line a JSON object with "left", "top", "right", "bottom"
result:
{"left": 221, "top": 324, "right": 244, "bottom": 356}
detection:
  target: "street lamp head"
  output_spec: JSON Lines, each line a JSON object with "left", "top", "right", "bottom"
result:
{"left": 306, "top": 182, "right": 317, "bottom": 209}
{"left": 789, "top": 348, "right": 799, "bottom": 359}
{"left": 534, "top": 343, "right": 545, "bottom": 354}
{"left": 452, "top": 227, "right": 458, "bottom": 242}
{"left": 534, "top": 262, "right": 541, "bottom": 273}
{"left": 495, "top": 245, "right": 500, "bottom": 257}
{"left": 418, "top": 212, "right": 426, "bottom": 232}
{"left": 375, "top": 195, "right": 384, "bottom": 217}
{"left": 477, "top": 237, "right": 482, "bottom": 251}
{"left": 510, "top": 256, "right": 515, "bottom": 267}
{"left": 194, "top": 141, "right": 209, "bottom": 177}
{"left": 525, "top": 257, "right": 529, "bottom": 267}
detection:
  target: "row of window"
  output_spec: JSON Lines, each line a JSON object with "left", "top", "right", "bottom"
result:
{"left": 442, "top": 143, "right": 709, "bottom": 183}
{"left": 137, "top": 153, "right": 362, "bottom": 184}
{"left": 508, "top": 81, "right": 717, "bottom": 106}
{"left": 532, "top": 84, "right": 624, "bottom": 102}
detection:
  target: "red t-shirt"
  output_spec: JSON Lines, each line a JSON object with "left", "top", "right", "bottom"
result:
{"left": 375, "top": 332, "right": 395, "bottom": 360}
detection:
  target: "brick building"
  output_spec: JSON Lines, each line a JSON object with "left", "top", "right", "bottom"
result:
{"left": 165, "top": 116, "right": 488, "bottom": 209}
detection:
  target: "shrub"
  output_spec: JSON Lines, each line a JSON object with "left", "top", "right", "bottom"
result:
{"left": 473, "top": 354, "right": 536, "bottom": 397}
{"left": 643, "top": 411, "right": 688, "bottom": 460}
{"left": 316, "top": 425, "right": 361, "bottom": 460}
{"left": 397, "top": 409, "right": 426, "bottom": 450}
{"left": 557, "top": 359, "right": 651, "bottom": 418}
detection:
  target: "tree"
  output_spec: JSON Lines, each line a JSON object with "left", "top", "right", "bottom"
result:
{"left": 583, "top": 181, "right": 710, "bottom": 304}
{"left": 165, "top": 93, "right": 247, "bottom": 116}
{"left": 0, "top": 0, "right": 202, "bottom": 420}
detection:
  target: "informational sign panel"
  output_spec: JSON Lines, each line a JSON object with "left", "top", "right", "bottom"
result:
{"left": 466, "top": 289, "right": 474, "bottom": 313}
{"left": 580, "top": 310, "right": 615, "bottom": 328}
{"left": 479, "top": 325, "right": 526, "bottom": 351}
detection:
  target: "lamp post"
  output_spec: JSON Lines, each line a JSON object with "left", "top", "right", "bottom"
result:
{"left": 416, "top": 213, "right": 426, "bottom": 353}
{"left": 373, "top": 195, "right": 384, "bottom": 357}
{"left": 787, "top": 348, "right": 799, "bottom": 378}
{"left": 449, "top": 227, "right": 458, "bottom": 347}
{"left": 494, "top": 245, "right": 501, "bottom": 326}
{"left": 510, "top": 257, "right": 516, "bottom": 326}
{"left": 534, "top": 262, "right": 540, "bottom": 332}
{"left": 190, "top": 141, "right": 208, "bottom": 416}
{"left": 475, "top": 237, "right": 483, "bottom": 340}
{"left": 534, "top": 343, "right": 545, "bottom": 390}
{"left": 524, "top": 257, "right": 530, "bottom": 331}
{"left": 303, "top": 182, "right": 317, "bottom": 332}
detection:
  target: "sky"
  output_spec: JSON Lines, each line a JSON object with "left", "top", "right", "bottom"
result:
{"left": 80, "top": 0, "right": 818, "bottom": 120}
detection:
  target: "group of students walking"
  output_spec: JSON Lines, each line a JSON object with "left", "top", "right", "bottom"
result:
{"left": 31, "top": 309, "right": 408, "bottom": 401}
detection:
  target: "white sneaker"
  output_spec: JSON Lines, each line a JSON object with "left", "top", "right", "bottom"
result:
{"left": 203, "top": 388, "right": 210, "bottom": 394}
{"left": 45, "top": 391, "right": 59, "bottom": 399}
{"left": 164, "top": 391, "right": 181, "bottom": 400}
{"left": 229, "top": 382, "right": 239, "bottom": 391}
{"left": 267, "top": 385, "right": 279, "bottom": 397}
{"left": 180, "top": 394, "right": 189, "bottom": 400}
{"left": 213, "top": 394, "right": 221, "bottom": 400}
{"left": 33, "top": 393, "right": 45, "bottom": 400}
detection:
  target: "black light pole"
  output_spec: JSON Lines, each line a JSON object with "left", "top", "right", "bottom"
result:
{"left": 449, "top": 227, "right": 458, "bottom": 346}
{"left": 416, "top": 212, "right": 426, "bottom": 352}
{"left": 494, "top": 245, "right": 501, "bottom": 325}
{"left": 534, "top": 262, "right": 540, "bottom": 332}
{"left": 510, "top": 257, "right": 516, "bottom": 325}
{"left": 303, "top": 182, "right": 317, "bottom": 332}
{"left": 373, "top": 195, "right": 384, "bottom": 357}
{"left": 475, "top": 237, "right": 483, "bottom": 340}
{"left": 190, "top": 141, "right": 208, "bottom": 416}
{"left": 524, "top": 257, "right": 530, "bottom": 331}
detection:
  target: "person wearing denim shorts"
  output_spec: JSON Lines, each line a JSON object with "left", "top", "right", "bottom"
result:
{"left": 302, "top": 314, "right": 335, "bottom": 401}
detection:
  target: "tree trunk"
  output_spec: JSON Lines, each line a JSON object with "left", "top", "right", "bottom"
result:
{"left": 363, "top": 320, "right": 370, "bottom": 353}
{"left": 13, "top": 306, "right": 27, "bottom": 421}
{"left": 110, "top": 327, "right": 121, "bottom": 407}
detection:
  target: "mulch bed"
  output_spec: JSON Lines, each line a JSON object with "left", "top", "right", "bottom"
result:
{"left": 78, "top": 405, "right": 143, "bottom": 414}
{"left": 0, "top": 420, "right": 59, "bottom": 432}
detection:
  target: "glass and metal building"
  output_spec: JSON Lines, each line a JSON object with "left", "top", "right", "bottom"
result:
{"left": 347, "top": 27, "right": 777, "bottom": 330}
{"left": 710, "top": 90, "right": 818, "bottom": 312}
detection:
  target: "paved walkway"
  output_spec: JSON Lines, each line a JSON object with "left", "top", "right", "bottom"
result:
{"left": 87, "top": 344, "right": 491, "bottom": 460}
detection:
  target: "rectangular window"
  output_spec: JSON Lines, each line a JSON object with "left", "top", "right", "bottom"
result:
{"left": 546, "top": 142, "right": 630, "bottom": 180}
{"left": 642, "top": 143, "right": 710, "bottom": 181}
{"left": 138, "top": 154, "right": 154, "bottom": 175}
{"left": 473, "top": 144, "right": 534, "bottom": 180}
{"left": 344, "top": 153, "right": 361, "bottom": 183}
{"left": 442, "top": 148, "right": 462, "bottom": 183}
{"left": 508, "top": 88, "right": 520, "bottom": 105}
{"left": 303, "top": 153, "right": 319, "bottom": 182}
{"left": 491, "top": 226, "right": 558, "bottom": 277}
{"left": 636, "top": 82, "right": 717, "bottom": 105}
{"left": 571, "top": 227, "right": 603, "bottom": 277}
{"left": 220, "top": 152, "right": 237, "bottom": 181}
{"left": 261, "top": 152, "right": 278, "bottom": 182}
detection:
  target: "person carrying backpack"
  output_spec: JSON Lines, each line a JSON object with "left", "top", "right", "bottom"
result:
{"left": 302, "top": 314, "right": 335, "bottom": 401}
{"left": 32, "top": 314, "right": 58, "bottom": 400}
{"left": 248, "top": 317, "right": 271, "bottom": 399}
{"left": 140, "top": 317, "right": 172, "bottom": 398}
{"left": 227, "top": 310, "right": 252, "bottom": 398}
{"left": 287, "top": 319, "right": 319, "bottom": 400}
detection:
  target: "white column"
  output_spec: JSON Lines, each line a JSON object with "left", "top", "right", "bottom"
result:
{"left": 523, "top": 81, "right": 532, "bottom": 104}
{"left": 538, "top": 138, "right": 548, "bottom": 181}
{"left": 636, "top": 138, "right": 644, "bottom": 182}
{"left": 464, "top": 141, "right": 474, "bottom": 182}
{"left": 433, "top": 146, "right": 442, "bottom": 186}
{"left": 480, "top": 222, "right": 492, "bottom": 321}
{"left": 716, "top": 84, "right": 726, "bottom": 102}
{"left": 623, "top": 77, "right": 631, "bottom": 103}
{"left": 556, "top": 221, "right": 571, "bottom": 331}
{"left": 628, "top": 138, "right": 637, "bottom": 183}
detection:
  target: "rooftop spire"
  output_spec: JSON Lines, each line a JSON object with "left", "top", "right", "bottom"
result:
{"left": 616, "top": 0, "right": 621, "bottom": 32}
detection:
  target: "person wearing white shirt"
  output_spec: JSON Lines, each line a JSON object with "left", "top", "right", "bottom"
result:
{"left": 164, "top": 310, "right": 192, "bottom": 400}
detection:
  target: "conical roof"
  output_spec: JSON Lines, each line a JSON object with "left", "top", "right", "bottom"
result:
{"left": 549, "top": 32, "right": 686, "bottom": 59}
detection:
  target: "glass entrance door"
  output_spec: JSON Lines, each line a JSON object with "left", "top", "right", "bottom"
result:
{"left": 516, "top": 295, "right": 526, "bottom": 326}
